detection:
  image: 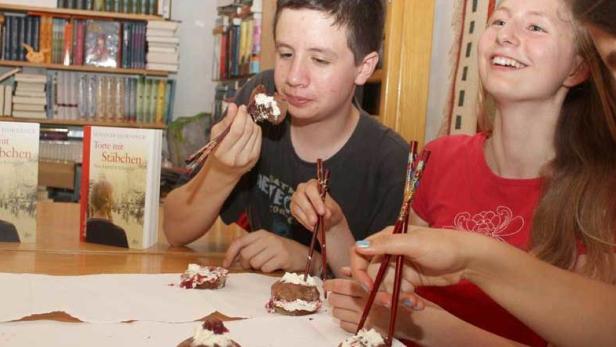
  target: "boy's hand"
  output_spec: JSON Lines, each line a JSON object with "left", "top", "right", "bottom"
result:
{"left": 291, "top": 179, "right": 347, "bottom": 233}
{"left": 222, "top": 230, "right": 308, "bottom": 273}
{"left": 209, "top": 104, "right": 262, "bottom": 177}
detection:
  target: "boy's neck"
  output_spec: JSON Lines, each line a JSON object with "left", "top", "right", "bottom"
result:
{"left": 290, "top": 103, "right": 360, "bottom": 163}
{"left": 486, "top": 100, "right": 560, "bottom": 179}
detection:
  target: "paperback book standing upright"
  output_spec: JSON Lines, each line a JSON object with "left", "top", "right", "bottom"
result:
{"left": 0, "top": 122, "right": 39, "bottom": 243}
{"left": 80, "top": 126, "right": 162, "bottom": 248}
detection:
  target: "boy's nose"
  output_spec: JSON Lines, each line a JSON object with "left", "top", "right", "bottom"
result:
{"left": 286, "top": 58, "right": 309, "bottom": 87}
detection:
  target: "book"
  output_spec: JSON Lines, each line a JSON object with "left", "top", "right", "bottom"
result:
{"left": 84, "top": 20, "right": 121, "bottom": 68}
{"left": 80, "top": 126, "right": 162, "bottom": 249}
{"left": 0, "top": 121, "right": 39, "bottom": 243}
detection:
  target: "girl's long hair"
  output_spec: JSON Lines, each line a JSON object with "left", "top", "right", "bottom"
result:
{"left": 530, "top": 31, "right": 616, "bottom": 283}
{"left": 478, "top": 28, "right": 616, "bottom": 283}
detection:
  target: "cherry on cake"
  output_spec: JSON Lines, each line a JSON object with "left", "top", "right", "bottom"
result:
{"left": 266, "top": 272, "right": 322, "bottom": 316}
{"left": 177, "top": 317, "right": 240, "bottom": 347}
{"left": 179, "top": 264, "right": 228, "bottom": 289}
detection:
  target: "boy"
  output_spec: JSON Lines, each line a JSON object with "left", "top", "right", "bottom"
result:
{"left": 163, "top": 0, "right": 408, "bottom": 277}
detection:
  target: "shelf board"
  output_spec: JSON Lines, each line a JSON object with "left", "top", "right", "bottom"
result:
{"left": 367, "top": 69, "right": 383, "bottom": 84}
{"left": 0, "top": 4, "right": 163, "bottom": 21}
{"left": 0, "top": 116, "right": 165, "bottom": 129}
{"left": 0, "top": 60, "right": 170, "bottom": 77}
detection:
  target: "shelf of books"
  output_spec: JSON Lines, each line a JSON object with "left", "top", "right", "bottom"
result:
{"left": 212, "top": 0, "right": 267, "bottom": 121}
{"left": 0, "top": 1, "right": 178, "bottom": 128}
{"left": 0, "top": 3, "right": 166, "bottom": 21}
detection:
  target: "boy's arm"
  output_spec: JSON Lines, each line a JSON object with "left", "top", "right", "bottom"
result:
{"left": 163, "top": 105, "right": 262, "bottom": 246}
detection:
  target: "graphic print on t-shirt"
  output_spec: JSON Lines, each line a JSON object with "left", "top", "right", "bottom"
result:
{"left": 447, "top": 206, "right": 523, "bottom": 241}
{"left": 256, "top": 173, "right": 295, "bottom": 237}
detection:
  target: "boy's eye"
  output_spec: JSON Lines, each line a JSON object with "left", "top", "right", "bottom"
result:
{"left": 528, "top": 24, "right": 546, "bottom": 33}
{"left": 491, "top": 19, "right": 505, "bottom": 26}
{"left": 312, "top": 57, "right": 330, "bottom": 65}
{"left": 278, "top": 52, "right": 293, "bottom": 59}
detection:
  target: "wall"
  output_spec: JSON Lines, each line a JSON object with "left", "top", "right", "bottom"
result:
{"left": 171, "top": 0, "right": 218, "bottom": 120}
{"left": 425, "top": 0, "right": 456, "bottom": 142}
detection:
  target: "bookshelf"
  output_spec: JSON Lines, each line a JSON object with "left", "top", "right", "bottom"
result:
{"left": 0, "top": 4, "right": 163, "bottom": 21}
{"left": 0, "top": 59, "right": 170, "bottom": 76}
{"left": 0, "top": 2, "right": 178, "bottom": 128}
{"left": 0, "top": 116, "right": 165, "bottom": 129}
{"left": 211, "top": 0, "right": 275, "bottom": 120}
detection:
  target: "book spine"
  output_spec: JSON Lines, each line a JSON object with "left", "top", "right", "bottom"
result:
{"left": 79, "top": 125, "right": 92, "bottom": 242}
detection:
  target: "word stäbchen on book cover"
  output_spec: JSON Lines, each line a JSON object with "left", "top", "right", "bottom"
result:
{"left": 80, "top": 126, "right": 162, "bottom": 249}
{"left": 0, "top": 121, "right": 39, "bottom": 243}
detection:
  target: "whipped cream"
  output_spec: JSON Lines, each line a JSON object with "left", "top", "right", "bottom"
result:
{"left": 191, "top": 325, "right": 235, "bottom": 347}
{"left": 254, "top": 93, "right": 281, "bottom": 118}
{"left": 270, "top": 298, "right": 322, "bottom": 313}
{"left": 279, "top": 272, "right": 317, "bottom": 286}
{"left": 340, "top": 328, "right": 385, "bottom": 347}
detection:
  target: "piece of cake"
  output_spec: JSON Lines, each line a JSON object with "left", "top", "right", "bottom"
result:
{"left": 247, "top": 84, "right": 288, "bottom": 125}
{"left": 177, "top": 317, "right": 240, "bottom": 347}
{"left": 338, "top": 328, "right": 386, "bottom": 347}
{"left": 179, "top": 264, "right": 228, "bottom": 289}
{"left": 266, "top": 272, "right": 322, "bottom": 316}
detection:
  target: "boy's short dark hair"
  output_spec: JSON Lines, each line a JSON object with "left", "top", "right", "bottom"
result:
{"left": 571, "top": 0, "right": 616, "bottom": 35}
{"left": 274, "top": 0, "right": 385, "bottom": 65}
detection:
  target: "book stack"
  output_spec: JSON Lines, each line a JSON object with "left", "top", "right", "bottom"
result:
{"left": 11, "top": 73, "right": 47, "bottom": 119}
{"left": 212, "top": 0, "right": 262, "bottom": 80}
{"left": 0, "top": 85, "right": 14, "bottom": 117}
{"left": 145, "top": 20, "right": 179, "bottom": 72}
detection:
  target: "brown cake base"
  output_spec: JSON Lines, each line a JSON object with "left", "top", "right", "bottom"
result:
{"left": 267, "top": 280, "right": 321, "bottom": 315}
{"left": 177, "top": 337, "right": 241, "bottom": 347}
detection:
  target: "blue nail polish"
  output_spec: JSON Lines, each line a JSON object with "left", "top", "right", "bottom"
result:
{"left": 356, "top": 240, "right": 370, "bottom": 248}
{"left": 403, "top": 298, "right": 414, "bottom": 308}
{"left": 360, "top": 283, "right": 369, "bottom": 292}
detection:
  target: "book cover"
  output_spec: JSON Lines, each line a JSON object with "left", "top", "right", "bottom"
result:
{"left": 84, "top": 20, "right": 121, "bottom": 68}
{"left": 80, "top": 126, "right": 162, "bottom": 249}
{"left": 0, "top": 121, "right": 39, "bottom": 243}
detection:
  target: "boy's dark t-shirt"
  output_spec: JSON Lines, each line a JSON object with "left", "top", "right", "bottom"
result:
{"left": 220, "top": 70, "right": 409, "bottom": 247}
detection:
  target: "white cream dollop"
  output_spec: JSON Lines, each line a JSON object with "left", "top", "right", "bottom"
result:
{"left": 255, "top": 93, "right": 281, "bottom": 117}
{"left": 339, "top": 328, "right": 385, "bottom": 347}
{"left": 279, "top": 272, "right": 317, "bottom": 286}
{"left": 191, "top": 325, "right": 235, "bottom": 347}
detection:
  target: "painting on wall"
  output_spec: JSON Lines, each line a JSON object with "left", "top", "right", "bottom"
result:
{"left": 428, "top": 0, "right": 496, "bottom": 139}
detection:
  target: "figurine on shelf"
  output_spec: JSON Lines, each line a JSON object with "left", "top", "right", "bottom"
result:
{"left": 22, "top": 43, "right": 49, "bottom": 64}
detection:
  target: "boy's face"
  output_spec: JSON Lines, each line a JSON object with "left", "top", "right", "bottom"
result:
{"left": 274, "top": 9, "right": 363, "bottom": 122}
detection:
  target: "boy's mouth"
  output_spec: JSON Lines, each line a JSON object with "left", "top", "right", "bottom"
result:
{"left": 285, "top": 94, "right": 311, "bottom": 107}
{"left": 491, "top": 55, "right": 528, "bottom": 69}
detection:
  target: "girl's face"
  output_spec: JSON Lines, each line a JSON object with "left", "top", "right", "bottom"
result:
{"left": 478, "top": 0, "right": 584, "bottom": 103}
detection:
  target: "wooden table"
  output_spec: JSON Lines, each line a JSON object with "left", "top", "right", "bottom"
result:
{"left": 0, "top": 200, "right": 246, "bottom": 275}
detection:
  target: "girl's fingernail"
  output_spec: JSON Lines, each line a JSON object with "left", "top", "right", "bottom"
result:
{"left": 360, "top": 282, "right": 369, "bottom": 292}
{"left": 402, "top": 298, "right": 414, "bottom": 308}
{"left": 356, "top": 240, "right": 370, "bottom": 248}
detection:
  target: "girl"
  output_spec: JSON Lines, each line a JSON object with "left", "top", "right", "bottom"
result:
{"left": 322, "top": 0, "right": 616, "bottom": 346}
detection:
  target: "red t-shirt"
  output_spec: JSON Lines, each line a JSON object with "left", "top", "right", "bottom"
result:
{"left": 412, "top": 133, "right": 547, "bottom": 346}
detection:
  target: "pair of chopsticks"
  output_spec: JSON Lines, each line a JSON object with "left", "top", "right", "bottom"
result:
{"left": 356, "top": 141, "right": 431, "bottom": 347}
{"left": 303, "top": 159, "right": 331, "bottom": 287}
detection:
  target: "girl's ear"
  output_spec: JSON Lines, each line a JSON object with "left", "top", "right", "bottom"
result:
{"left": 564, "top": 55, "right": 590, "bottom": 88}
{"left": 354, "top": 51, "right": 379, "bottom": 86}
